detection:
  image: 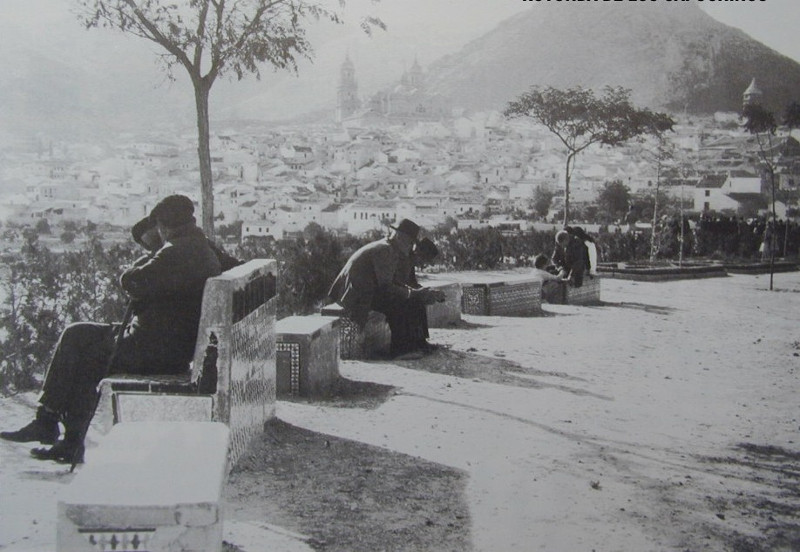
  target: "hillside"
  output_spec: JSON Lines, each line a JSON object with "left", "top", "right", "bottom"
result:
{"left": 425, "top": 2, "right": 800, "bottom": 114}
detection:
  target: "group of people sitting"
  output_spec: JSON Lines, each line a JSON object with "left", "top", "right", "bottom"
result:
{"left": 1, "top": 204, "right": 593, "bottom": 466}
{"left": 533, "top": 227, "right": 597, "bottom": 301}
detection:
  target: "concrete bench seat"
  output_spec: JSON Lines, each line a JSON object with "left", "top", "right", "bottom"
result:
{"left": 58, "top": 421, "right": 229, "bottom": 552}
{"left": 95, "top": 259, "right": 278, "bottom": 467}
{"left": 546, "top": 276, "right": 602, "bottom": 305}
{"left": 425, "top": 271, "right": 543, "bottom": 317}
{"left": 276, "top": 315, "right": 340, "bottom": 397}
{"left": 320, "top": 303, "right": 391, "bottom": 360}
{"left": 58, "top": 260, "right": 278, "bottom": 551}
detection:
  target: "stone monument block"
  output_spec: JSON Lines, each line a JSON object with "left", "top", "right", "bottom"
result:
{"left": 276, "top": 315, "right": 340, "bottom": 397}
{"left": 57, "top": 422, "right": 229, "bottom": 552}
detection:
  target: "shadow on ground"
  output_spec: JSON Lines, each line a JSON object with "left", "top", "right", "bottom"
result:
{"left": 225, "top": 419, "right": 472, "bottom": 552}
{"left": 653, "top": 443, "right": 800, "bottom": 552}
{"left": 392, "top": 346, "right": 610, "bottom": 400}
{"left": 597, "top": 301, "right": 677, "bottom": 315}
{"left": 283, "top": 377, "right": 396, "bottom": 410}
{"left": 701, "top": 443, "right": 800, "bottom": 552}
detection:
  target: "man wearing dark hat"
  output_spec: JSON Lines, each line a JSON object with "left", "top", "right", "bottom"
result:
{"left": 132, "top": 206, "right": 241, "bottom": 272}
{"left": 1, "top": 195, "right": 222, "bottom": 464}
{"left": 328, "top": 219, "right": 444, "bottom": 358}
{"left": 552, "top": 229, "right": 589, "bottom": 288}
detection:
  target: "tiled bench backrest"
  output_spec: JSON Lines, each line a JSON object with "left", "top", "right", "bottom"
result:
{"left": 97, "top": 259, "right": 277, "bottom": 468}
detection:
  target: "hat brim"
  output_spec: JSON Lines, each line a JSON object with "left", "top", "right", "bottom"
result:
{"left": 131, "top": 216, "right": 156, "bottom": 243}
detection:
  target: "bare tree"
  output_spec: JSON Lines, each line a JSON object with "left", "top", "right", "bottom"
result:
{"left": 77, "top": 0, "right": 383, "bottom": 237}
{"left": 639, "top": 136, "right": 676, "bottom": 262}
{"left": 504, "top": 86, "right": 673, "bottom": 225}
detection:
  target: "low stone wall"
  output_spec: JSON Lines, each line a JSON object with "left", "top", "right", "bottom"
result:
{"left": 724, "top": 261, "right": 799, "bottom": 274}
{"left": 597, "top": 264, "right": 728, "bottom": 282}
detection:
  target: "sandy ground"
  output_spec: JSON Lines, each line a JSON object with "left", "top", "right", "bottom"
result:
{"left": 1, "top": 272, "right": 799, "bottom": 551}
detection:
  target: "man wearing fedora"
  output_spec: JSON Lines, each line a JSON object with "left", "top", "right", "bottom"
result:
{"left": 328, "top": 218, "right": 444, "bottom": 359}
{"left": 131, "top": 208, "right": 241, "bottom": 272}
{"left": 1, "top": 195, "right": 222, "bottom": 463}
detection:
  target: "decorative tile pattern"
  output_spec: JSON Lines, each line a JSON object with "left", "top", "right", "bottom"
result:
{"left": 78, "top": 528, "right": 154, "bottom": 551}
{"left": 276, "top": 342, "right": 301, "bottom": 396}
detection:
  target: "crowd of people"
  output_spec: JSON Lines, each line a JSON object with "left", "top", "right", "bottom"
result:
{"left": 694, "top": 214, "right": 800, "bottom": 260}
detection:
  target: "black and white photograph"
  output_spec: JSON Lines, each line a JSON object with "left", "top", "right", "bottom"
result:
{"left": 1, "top": 0, "right": 799, "bottom": 550}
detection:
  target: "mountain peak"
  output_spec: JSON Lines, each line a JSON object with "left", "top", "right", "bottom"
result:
{"left": 426, "top": 3, "right": 800, "bottom": 115}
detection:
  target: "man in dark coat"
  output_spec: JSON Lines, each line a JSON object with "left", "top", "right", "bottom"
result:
{"left": 132, "top": 213, "right": 242, "bottom": 272}
{"left": 328, "top": 219, "right": 444, "bottom": 358}
{"left": 1, "top": 195, "right": 222, "bottom": 463}
{"left": 552, "top": 229, "right": 589, "bottom": 288}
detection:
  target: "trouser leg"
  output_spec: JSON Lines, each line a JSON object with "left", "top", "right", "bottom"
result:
{"left": 373, "top": 295, "right": 427, "bottom": 356}
{"left": 38, "top": 322, "right": 117, "bottom": 420}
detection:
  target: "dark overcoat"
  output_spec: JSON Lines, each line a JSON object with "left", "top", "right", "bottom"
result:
{"left": 328, "top": 238, "right": 410, "bottom": 327}
{"left": 119, "top": 224, "right": 222, "bottom": 373}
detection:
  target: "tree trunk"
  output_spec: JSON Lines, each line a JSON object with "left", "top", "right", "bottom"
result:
{"left": 650, "top": 165, "right": 661, "bottom": 263}
{"left": 769, "top": 167, "right": 776, "bottom": 291}
{"left": 562, "top": 154, "right": 573, "bottom": 226}
{"left": 679, "top": 182, "right": 685, "bottom": 268}
{"left": 194, "top": 80, "right": 215, "bottom": 239}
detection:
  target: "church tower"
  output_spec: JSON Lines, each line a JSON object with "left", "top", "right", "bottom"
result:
{"left": 408, "top": 57, "right": 424, "bottom": 89}
{"left": 336, "top": 54, "right": 360, "bottom": 123}
{"left": 742, "top": 77, "right": 763, "bottom": 108}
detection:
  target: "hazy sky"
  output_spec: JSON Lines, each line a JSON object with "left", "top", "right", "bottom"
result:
{"left": 1, "top": 0, "right": 798, "bottom": 129}
{"left": 4, "top": 0, "right": 798, "bottom": 62}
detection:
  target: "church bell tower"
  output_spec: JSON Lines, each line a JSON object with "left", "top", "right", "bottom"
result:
{"left": 336, "top": 54, "right": 361, "bottom": 123}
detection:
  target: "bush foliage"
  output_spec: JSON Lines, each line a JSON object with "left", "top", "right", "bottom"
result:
{"left": 1, "top": 218, "right": 797, "bottom": 394}
{"left": 0, "top": 234, "right": 135, "bottom": 393}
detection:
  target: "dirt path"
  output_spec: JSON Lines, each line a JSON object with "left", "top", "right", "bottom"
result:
{"left": 2, "top": 272, "right": 799, "bottom": 551}
{"left": 239, "top": 272, "right": 800, "bottom": 551}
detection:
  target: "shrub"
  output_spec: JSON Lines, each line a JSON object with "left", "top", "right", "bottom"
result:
{"left": 0, "top": 234, "right": 135, "bottom": 394}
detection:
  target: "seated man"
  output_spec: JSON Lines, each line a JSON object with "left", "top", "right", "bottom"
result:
{"left": 531, "top": 253, "right": 568, "bottom": 303}
{"left": 1, "top": 195, "right": 222, "bottom": 464}
{"left": 397, "top": 237, "right": 445, "bottom": 355}
{"left": 132, "top": 212, "right": 242, "bottom": 271}
{"left": 551, "top": 229, "right": 590, "bottom": 288}
{"left": 328, "top": 219, "right": 444, "bottom": 359}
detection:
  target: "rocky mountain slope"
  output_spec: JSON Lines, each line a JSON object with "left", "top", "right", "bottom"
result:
{"left": 425, "top": 2, "right": 800, "bottom": 114}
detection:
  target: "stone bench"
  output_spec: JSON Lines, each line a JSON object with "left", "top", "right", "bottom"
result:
{"left": 425, "top": 271, "right": 543, "bottom": 317}
{"left": 546, "top": 276, "right": 602, "bottom": 305}
{"left": 57, "top": 421, "right": 229, "bottom": 552}
{"left": 320, "top": 303, "right": 391, "bottom": 360}
{"left": 276, "top": 315, "right": 340, "bottom": 397}
{"left": 94, "top": 258, "right": 278, "bottom": 468}
{"left": 417, "top": 279, "right": 462, "bottom": 327}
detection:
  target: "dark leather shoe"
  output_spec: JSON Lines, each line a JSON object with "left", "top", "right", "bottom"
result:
{"left": 31, "top": 439, "right": 84, "bottom": 465}
{"left": 1, "top": 419, "right": 60, "bottom": 445}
